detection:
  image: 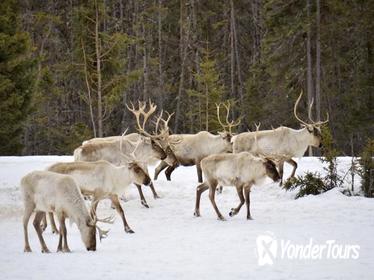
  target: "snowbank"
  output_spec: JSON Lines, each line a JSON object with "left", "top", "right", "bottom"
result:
{"left": 0, "top": 156, "right": 373, "bottom": 280}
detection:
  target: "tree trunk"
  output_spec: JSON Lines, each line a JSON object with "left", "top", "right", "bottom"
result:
{"left": 174, "top": 0, "right": 190, "bottom": 133}
{"left": 315, "top": 0, "right": 321, "bottom": 122}
{"left": 231, "top": 0, "right": 244, "bottom": 123}
{"left": 142, "top": 20, "right": 149, "bottom": 100}
{"left": 95, "top": 0, "right": 103, "bottom": 137}
{"left": 158, "top": 0, "right": 164, "bottom": 107}
{"left": 229, "top": 0, "right": 235, "bottom": 99}
{"left": 306, "top": 0, "right": 314, "bottom": 156}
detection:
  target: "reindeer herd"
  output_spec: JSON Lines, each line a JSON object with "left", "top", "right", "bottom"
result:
{"left": 21, "top": 91, "right": 328, "bottom": 253}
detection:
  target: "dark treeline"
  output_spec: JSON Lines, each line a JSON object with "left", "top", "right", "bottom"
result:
{"left": 0, "top": 0, "right": 372, "bottom": 155}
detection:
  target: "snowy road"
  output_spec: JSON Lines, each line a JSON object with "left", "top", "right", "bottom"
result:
{"left": 0, "top": 156, "right": 373, "bottom": 280}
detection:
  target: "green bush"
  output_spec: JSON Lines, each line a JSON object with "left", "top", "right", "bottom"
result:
{"left": 284, "top": 172, "right": 332, "bottom": 199}
{"left": 320, "top": 126, "right": 341, "bottom": 189}
{"left": 359, "top": 139, "right": 374, "bottom": 197}
{"left": 284, "top": 126, "right": 341, "bottom": 199}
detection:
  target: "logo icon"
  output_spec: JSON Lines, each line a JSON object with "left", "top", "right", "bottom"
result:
{"left": 256, "top": 232, "right": 277, "bottom": 266}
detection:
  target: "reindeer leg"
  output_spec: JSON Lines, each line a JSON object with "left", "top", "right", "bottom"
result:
{"left": 278, "top": 162, "right": 284, "bottom": 186}
{"left": 229, "top": 185, "right": 245, "bottom": 217}
{"left": 40, "top": 212, "right": 47, "bottom": 232}
{"left": 216, "top": 186, "right": 223, "bottom": 194}
{"left": 286, "top": 159, "right": 298, "bottom": 179}
{"left": 196, "top": 162, "right": 203, "bottom": 183}
{"left": 135, "top": 184, "right": 149, "bottom": 208}
{"left": 49, "top": 212, "right": 59, "bottom": 234}
{"left": 165, "top": 165, "right": 176, "bottom": 181}
{"left": 60, "top": 215, "right": 70, "bottom": 252}
{"left": 154, "top": 161, "right": 168, "bottom": 180}
{"left": 57, "top": 224, "right": 63, "bottom": 252}
{"left": 208, "top": 182, "right": 225, "bottom": 221}
{"left": 244, "top": 184, "right": 253, "bottom": 220}
{"left": 23, "top": 203, "right": 35, "bottom": 252}
{"left": 194, "top": 182, "right": 209, "bottom": 217}
{"left": 33, "top": 211, "right": 50, "bottom": 253}
{"left": 110, "top": 195, "right": 135, "bottom": 234}
{"left": 149, "top": 181, "right": 160, "bottom": 199}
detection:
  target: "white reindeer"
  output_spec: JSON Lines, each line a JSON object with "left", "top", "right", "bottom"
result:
{"left": 233, "top": 91, "right": 329, "bottom": 184}
{"left": 154, "top": 102, "right": 240, "bottom": 183}
{"left": 21, "top": 171, "right": 110, "bottom": 253}
{"left": 47, "top": 158, "right": 151, "bottom": 234}
{"left": 193, "top": 152, "right": 281, "bottom": 220}
{"left": 74, "top": 131, "right": 168, "bottom": 208}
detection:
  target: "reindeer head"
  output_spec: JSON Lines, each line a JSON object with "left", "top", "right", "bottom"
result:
{"left": 126, "top": 100, "right": 170, "bottom": 160}
{"left": 82, "top": 218, "right": 97, "bottom": 251}
{"left": 83, "top": 208, "right": 115, "bottom": 251}
{"left": 294, "top": 91, "right": 329, "bottom": 148}
{"left": 216, "top": 102, "right": 241, "bottom": 152}
{"left": 128, "top": 161, "right": 151, "bottom": 186}
{"left": 263, "top": 159, "right": 281, "bottom": 182}
{"left": 119, "top": 129, "right": 152, "bottom": 186}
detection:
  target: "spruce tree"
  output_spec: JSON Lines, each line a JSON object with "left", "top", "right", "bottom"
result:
{"left": 0, "top": 0, "right": 36, "bottom": 155}
{"left": 187, "top": 49, "right": 225, "bottom": 132}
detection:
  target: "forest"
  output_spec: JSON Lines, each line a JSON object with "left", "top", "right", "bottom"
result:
{"left": 0, "top": 0, "right": 372, "bottom": 155}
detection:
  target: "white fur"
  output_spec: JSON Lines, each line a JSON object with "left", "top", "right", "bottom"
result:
{"left": 47, "top": 160, "right": 146, "bottom": 197}
{"left": 233, "top": 126, "right": 320, "bottom": 158}
{"left": 201, "top": 152, "right": 270, "bottom": 187}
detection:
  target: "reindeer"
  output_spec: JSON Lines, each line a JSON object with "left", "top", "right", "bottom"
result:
{"left": 74, "top": 127, "right": 169, "bottom": 208}
{"left": 47, "top": 156, "right": 151, "bottom": 234}
{"left": 193, "top": 152, "right": 281, "bottom": 220}
{"left": 125, "top": 100, "right": 178, "bottom": 168}
{"left": 233, "top": 91, "right": 329, "bottom": 184}
{"left": 154, "top": 102, "right": 240, "bottom": 183}
{"left": 21, "top": 171, "right": 111, "bottom": 253}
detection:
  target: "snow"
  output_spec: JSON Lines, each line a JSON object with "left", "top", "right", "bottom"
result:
{"left": 0, "top": 156, "right": 373, "bottom": 280}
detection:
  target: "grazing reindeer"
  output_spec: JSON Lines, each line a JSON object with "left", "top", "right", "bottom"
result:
{"left": 21, "top": 171, "right": 110, "bottom": 253}
{"left": 233, "top": 91, "right": 329, "bottom": 184}
{"left": 74, "top": 128, "right": 166, "bottom": 208}
{"left": 194, "top": 152, "right": 281, "bottom": 220}
{"left": 48, "top": 156, "right": 151, "bottom": 234}
{"left": 154, "top": 102, "right": 240, "bottom": 183}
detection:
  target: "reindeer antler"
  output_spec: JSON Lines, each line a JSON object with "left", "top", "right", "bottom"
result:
{"left": 119, "top": 128, "right": 143, "bottom": 163}
{"left": 96, "top": 226, "right": 109, "bottom": 241}
{"left": 294, "top": 91, "right": 329, "bottom": 127}
{"left": 90, "top": 204, "right": 115, "bottom": 241}
{"left": 127, "top": 100, "right": 171, "bottom": 139}
{"left": 216, "top": 102, "right": 241, "bottom": 134}
{"left": 153, "top": 110, "right": 174, "bottom": 139}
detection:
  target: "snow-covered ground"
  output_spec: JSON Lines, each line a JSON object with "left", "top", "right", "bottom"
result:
{"left": 0, "top": 156, "right": 373, "bottom": 280}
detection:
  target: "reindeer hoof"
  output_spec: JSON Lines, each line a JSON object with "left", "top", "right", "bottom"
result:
{"left": 125, "top": 228, "right": 135, "bottom": 234}
{"left": 193, "top": 211, "right": 200, "bottom": 217}
{"left": 24, "top": 247, "right": 32, "bottom": 253}
{"left": 153, "top": 194, "right": 160, "bottom": 199}
{"left": 218, "top": 216, "right": 226, "bottom": 221}
{"left": 141, "top": 200, "right": 149, "bottom": 208}
{"left": 247, "top": 216, "right": 253, "bottom": 220}
{"left": 42, "top": 248, "right": 51, "bottom": 253}
{"left": 62, "top": 247, "right": 71, "bottom": 253}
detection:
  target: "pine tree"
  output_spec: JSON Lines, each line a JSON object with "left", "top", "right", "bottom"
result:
{"left": 187, "top": 49, "right": 225, "bottom": 132}
{"left": 0, "top": 0, "right": 36, "bottom": 155}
